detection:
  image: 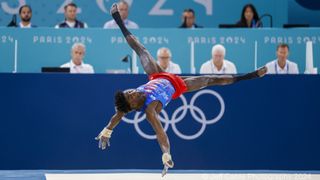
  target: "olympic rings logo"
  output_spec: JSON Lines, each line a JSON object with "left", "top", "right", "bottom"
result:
{"left": 122, "top": 89, "right": 225, "bottom": 140}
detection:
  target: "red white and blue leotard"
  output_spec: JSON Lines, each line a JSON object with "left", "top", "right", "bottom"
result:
{"left": 137, "top": 72, "right": 188, "bottom": 112}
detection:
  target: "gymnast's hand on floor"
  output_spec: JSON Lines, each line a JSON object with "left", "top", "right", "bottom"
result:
{"left": 95, "top": 127, "right": 112, "bottom": 150}
{"left": 96, "top": 136, "right": 110, "bottom": 150}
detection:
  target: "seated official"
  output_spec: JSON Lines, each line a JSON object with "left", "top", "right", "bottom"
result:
{"left": 265, "top": 44, "right": 299, "bottom": 74}
{"left": 61, "top": 43, "right": 94, "bottom": 73}
{"left": 236, "top": 4, "right": 262, "bottom": 28}
{"left": 18, "top": 5, "right": 37, "bottom": 28}
{"left": 156, "top": 47, "right": 182, "bottom": 74}
{"left": 179, "top": 8, "right": 203, "bottom": 29}
{"left": 200, "top": 44, "right": 237, "bottom": 74}
{"left": 103, "top": 0, "right": 138, "bottom": 29}
{"left": 55, "top": 3, "right": 88, "bottom": 28}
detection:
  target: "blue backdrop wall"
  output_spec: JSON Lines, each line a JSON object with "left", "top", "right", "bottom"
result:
{"left": 289, "top": 0, "right": 320, "bottom": 27}
{"left": 0, "top": 0, "right": 288, "bottom": 28}
{"left": 0, "top": 74, "right": 319, "bottom": 170}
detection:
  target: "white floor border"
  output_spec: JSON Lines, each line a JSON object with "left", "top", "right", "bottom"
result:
{"left": 45, "top": 173, "right": 320, "bottom": 180}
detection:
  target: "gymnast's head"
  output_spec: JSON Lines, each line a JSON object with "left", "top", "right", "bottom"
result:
{"left": 114, "top": 89, "right": 145, "bottom": 113}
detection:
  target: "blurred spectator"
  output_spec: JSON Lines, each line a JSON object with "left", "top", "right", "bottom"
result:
{"left": 61, "top": 43, "right": 94, "bottom": 73}
{"left": 236, "top": 4, "right": 261, "bottom": 28}
{"left": 103, "top": 0, "right": 139, "bottom": 29}
{"left": 156, "top": 47, "right": 181, "bottom": 74}
{"left": 265, "top": 44, "right": 299, "bottom": 74}
{"left": 55, "top": 3, "right": 88, "bottom": 28}
{"left": 179, "top": 8, "right": 202, "bottom": 29}
{"left": 200, "top": 44, "right": 237, "bottom": 74}
{"left": 18, "top": 5, "right": 37, "bottom": 28}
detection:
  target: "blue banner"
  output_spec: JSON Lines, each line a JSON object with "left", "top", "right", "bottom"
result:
{"left": 0, "top": 74, "right": 319, "bottom": 170}
{"left": 0, "top": 28, "right": 320, "bottom": 73}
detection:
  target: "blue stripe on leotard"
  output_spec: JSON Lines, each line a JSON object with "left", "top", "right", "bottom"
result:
{"left": 137, "top": 78, "right": 175, "bottom": 112}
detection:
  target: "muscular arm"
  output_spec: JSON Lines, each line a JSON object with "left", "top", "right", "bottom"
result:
{"left": 145, "top": 102, "right": 170, "bottom": 154}
{"left": 106, "top": 111, "right": 125, "bottom": 130}
{"left": 96, "top": 111, "right": 125, "bottom": 150}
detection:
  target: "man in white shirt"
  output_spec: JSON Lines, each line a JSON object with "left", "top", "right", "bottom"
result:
{"left": 55, "top": 3, "right": 88, "bottom": 28}
{"left": 61, "top": 43, "right": 94, "bottom": 73}
{"left": 265, "top": 44, "right": 299, "bottom": 74}
{"left": 103, "top": 0, "right": 139, "bottom": 29}
{"left": 18, "top": 5, "right": 37, "bottom": 28}
{"left": 156, "top": 47, "right": 182, "bottom": 74}
{"left": 200, "top": 44, "right": 237, "bottom": 74}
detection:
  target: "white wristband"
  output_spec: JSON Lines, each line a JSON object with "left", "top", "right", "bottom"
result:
{"left": 162, "top": 153, "right": 172, "bottom": 164}
{"left": 99, "top": 127, "right": 113, "bottom": 138}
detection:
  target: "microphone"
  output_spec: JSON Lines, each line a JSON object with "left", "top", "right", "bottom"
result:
{"left": 7, "top": 14, "right": 17, "bottom": 27}
{"left": 258, "top": 13, "right": 273, "bottom": 28}
{"left": 121, "top": 55, "right": 131, "bottom": 62}
{"left": 121, "top": 55, "right": 133, "bottom": 73}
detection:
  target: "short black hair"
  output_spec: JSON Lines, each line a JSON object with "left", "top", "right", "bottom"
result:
{"left": 277, "top": 43, "right": 290, "bottom": 51}
{"left": 64, "top": 3, "right": 77, "bottom": 10}
{"left": 114, "top": 91, "right": 131, "bottom": 113}
{"left": 184, "top": 8, "right": 195, "bottom": 16}
{"left": 19, "top": 5, "right": 32, "bottom": 14}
